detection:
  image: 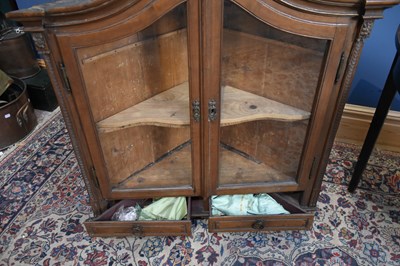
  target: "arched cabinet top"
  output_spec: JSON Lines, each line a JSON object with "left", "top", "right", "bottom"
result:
{"left": 4, "top": 0, "right": 400, "bottom": 54}
{"left": 7, "top": 0, "right": 187, "bottom": 30}
{"left": 7, "top": 0, "right": 140, "bottom": 20}
{"left": 7, "top": 0, "right": 399, "bottom": 27}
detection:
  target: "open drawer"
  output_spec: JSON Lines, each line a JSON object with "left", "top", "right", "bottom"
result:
{"left": 208, "top": 193, "right": 314, "bottom": 233}
{"left": 84, "top": 198, "right": 192, "bottom": 237}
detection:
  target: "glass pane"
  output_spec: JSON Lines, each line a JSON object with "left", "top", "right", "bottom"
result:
{"left": 219, "top": 1, "right": 328, "bottom": 186}
{"left": 78, "top": 3, "right": 192, "bottom": 190}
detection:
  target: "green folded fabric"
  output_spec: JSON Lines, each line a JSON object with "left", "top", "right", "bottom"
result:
{"left": 211, "top": 194, "right": 289, "bottom": 216}
{"left": 138, "top": 197, "right": 187, "bottom": 221}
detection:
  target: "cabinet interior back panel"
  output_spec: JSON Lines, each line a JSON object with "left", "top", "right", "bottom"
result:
{"left": 222, "top": 30, "right": 325, "bottom": 112}
{"left": 78, "top": 29, "right": 189, "bottom": 123}
{"left": 220, "top": 119, "right": 308, "bottom": 183}
{"left": 100, "top": 126, "right": 191, "bottom": 189}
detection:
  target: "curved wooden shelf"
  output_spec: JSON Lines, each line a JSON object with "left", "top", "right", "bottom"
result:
{"left": 221, "top": 85, "right": 310, "bottom": 126}
{"left": 218, "top": 143, "right": 296, "bottom": 186}
{"left": 97, "top": 82, "right": 310, "bottom": 133}
{"left": 97, "top": 82, "right": 190, "bottom": 133}
{"left": 116, "top": 142, "right": 295, "bottom": 191}
{"left": 117, "top": 142, "right": 192, "bottom": 190}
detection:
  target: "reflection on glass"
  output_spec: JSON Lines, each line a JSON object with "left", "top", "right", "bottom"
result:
{"left": 79, "top": 3, "right": 192, "bottom": 190}
{"left": 219, "top": 1, "right": 328, "bottom": 186}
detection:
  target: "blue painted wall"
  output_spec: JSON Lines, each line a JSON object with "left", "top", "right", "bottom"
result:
{"left": 347, "top": 6, "right": 400, "bottom": 111}
{"left": 15, "top": 0, "right": 51, "bottom": 9}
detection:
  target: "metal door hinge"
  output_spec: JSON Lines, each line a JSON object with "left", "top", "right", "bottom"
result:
{"left": 334, "top": 53, "right": 345, "bottom": 84}
{"left": 192, "top": 100, "right": 200, "bottom": 122}
{"left": 308, "top": 157, "right": 317, "bottom": 180}
{"left": 59, "top": 62, "right": 72, "bottom": 93}
{"left": 90, "top": 166, "right": 100, "bottom": 189}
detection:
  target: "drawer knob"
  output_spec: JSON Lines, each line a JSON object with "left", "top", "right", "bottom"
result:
{"left": 252, "top": 220, "right": 265, "bottom": 230}
{"left": 132, "top": 225, "right": 143, "bottom": 236}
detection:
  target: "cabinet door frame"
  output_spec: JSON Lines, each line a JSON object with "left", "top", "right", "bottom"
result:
{"left": 202, "top": 0, "right": 352, "bottom": 197}
{"left": 54, "top": 0, "right": 202, "bottom": 199}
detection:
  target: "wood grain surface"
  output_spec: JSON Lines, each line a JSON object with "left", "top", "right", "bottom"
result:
{"left": 97, "top": 82, "right": 310, "bottom": 132}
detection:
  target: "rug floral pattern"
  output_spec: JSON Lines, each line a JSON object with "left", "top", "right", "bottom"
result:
{"left": 1, "top": 112, "right": 399, "bottom": 266}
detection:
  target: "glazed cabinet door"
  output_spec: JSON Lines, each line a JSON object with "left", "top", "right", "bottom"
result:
{"left": 204, "top": 0, "right": 351, "bottom": 198}
{"left": 56, "top": 0, "right": 201, "bottom": 199}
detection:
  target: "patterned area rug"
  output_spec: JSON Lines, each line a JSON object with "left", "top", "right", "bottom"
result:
{"left": 1, "top": 111, "right": 399, "bottom": 266}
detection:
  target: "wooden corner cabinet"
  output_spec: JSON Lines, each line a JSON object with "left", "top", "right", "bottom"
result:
{"left": 8, "top": 0, "right": 399, "bottom": 236}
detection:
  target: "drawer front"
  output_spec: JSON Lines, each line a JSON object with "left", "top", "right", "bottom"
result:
{"left": 84, "top": 198, "right": 192, "bottom": 237}
{"left": 208, "top": 213, "right": 314, "bottom": 233}
{"left": 84, "top": 220, "right": 191, "bottom": 237}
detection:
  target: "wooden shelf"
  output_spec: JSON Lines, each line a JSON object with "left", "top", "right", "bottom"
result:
{"left": 97, "top": 82, "right": 190, "bottom": 133}
{"left": 219, "top": 144, "right": 296, "bottom": 186}
{"left": 97, "top": 82, "right": 310, "bottom": 133}
{"left": 220, "top": 85, "right": 310, "bottom": 126}
{"left": 117, "top": 142, "right": 192, "bottom": 190}
{"left": 115, "top": 141, "right": 295, "bottom": 191}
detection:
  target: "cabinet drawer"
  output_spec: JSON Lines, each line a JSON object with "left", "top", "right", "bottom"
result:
{"left": 84, "top": 198, "right": 191, "bottom": 237}
{"left": 208, "top": 193, "right": 314, "bottom": 232}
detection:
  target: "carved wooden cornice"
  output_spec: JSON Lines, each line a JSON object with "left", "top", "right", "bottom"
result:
{"left": 7, "top": 0, "right": 399, "bottom": 27}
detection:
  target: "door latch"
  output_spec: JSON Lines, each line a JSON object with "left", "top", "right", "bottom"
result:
{"left": 208, "top": 99, "right": 217, "bottom": 121}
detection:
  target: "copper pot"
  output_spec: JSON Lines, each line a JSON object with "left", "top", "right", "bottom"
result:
{"left": 0, "top": 28, "right": 40, "bottom": 79}
{"left": 0, "top": 77, "right": 37, "bottom": 150}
